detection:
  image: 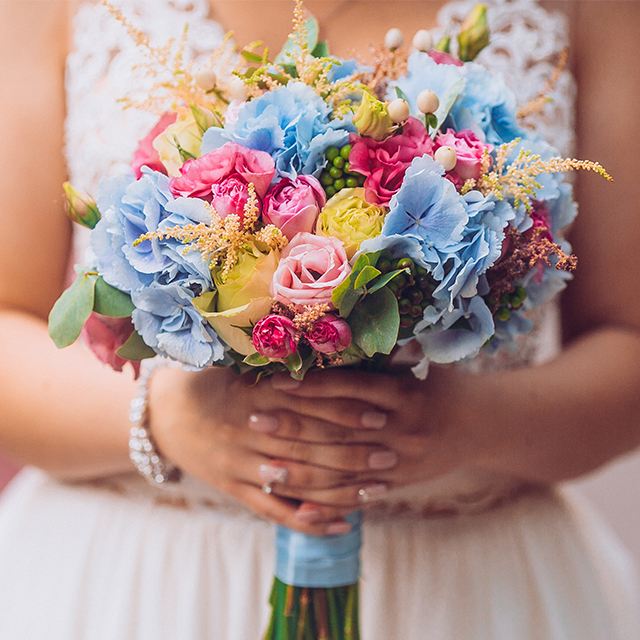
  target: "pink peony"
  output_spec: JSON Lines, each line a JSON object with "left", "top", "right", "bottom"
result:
{"left": 434, "top": 129, "right": 493, "bottom": 188}
{"left": 131, "top": 113, "right": 177, "bottom": 179}
{"left": 271, "top": 232, "right": 351, "bottom": 308}
{"left": 81, "top": 313, "right": 141, "bottom": 378}
{"left": 210, "top": 176, "right": 254, "bottom": 220}
{"left": 252, "top": 314, "right": 298, "bottom": 360}
{"left": 428, "top": 50, "right": 464, "bottom": 67}
{"left": 262, "top": 176, "right": 326, "bottom": 240}
{"left": 306, "top": 315, "right": 351, "bottom": 354}
{"left": 169, "top": 142, "right": 276, "bottom": 201}
{"left": 348, "top": 117, "right": 434, "bottom": 205}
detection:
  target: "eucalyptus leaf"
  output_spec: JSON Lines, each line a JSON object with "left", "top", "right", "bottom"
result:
{"left": 332, "top": 252, "right": 383, "bottom": 318}
{"left": 394, "top": 86, "right": 411, "bottom": 104}
{"left": 243, "top": 352, "right": 271, "bottom": 367}
{"left": 354, "top": 265, "right": 381, "bottom": 290}
{"left": 93, "top": 277, "right": 135, "bottom": 318}
{"left": 311, "top": 41, "right": 329, "bottom": 58}
{"left": 274, "top": 17, "right": 319, "bottom": 64}
{"left": 431, "top": 78, "right": 466, "bottom": 137}
{"left": 283, "top": 351, "right": 303, "bottom": 373}
{"left": 349, "top": 287, "right": 400, "bottom": 357}
{"left": 48, "top": 269, "right": 98, "bottom": 348}
{"left": 366, "top": 268, "right": 409, "bottom": 295}
{"left": 116, "top": 330, "right": 157, "bottom": 361}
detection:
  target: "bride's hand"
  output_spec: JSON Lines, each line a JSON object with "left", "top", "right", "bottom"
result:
{"left": 148, "top": 366, "right": 399, "bottom": 535}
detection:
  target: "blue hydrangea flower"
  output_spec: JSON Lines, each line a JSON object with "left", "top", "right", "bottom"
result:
{"left": 201, "top": 82, "right": 354, "bottom": 180}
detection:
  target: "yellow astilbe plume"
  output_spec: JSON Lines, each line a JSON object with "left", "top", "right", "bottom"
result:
{"left": 517, "top": 48, "right": 568, "bottom": 121}
{"left": 292, "top": 303, "right": 331, "bottom": 333}
{"left": 134, "top": 184, "right": 288, "bottom": 277}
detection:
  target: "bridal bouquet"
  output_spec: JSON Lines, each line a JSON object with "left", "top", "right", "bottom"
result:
{"left": 49, "top": 2, "right": 609, "bottom": 638}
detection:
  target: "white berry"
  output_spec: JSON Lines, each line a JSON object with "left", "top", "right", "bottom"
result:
{"left": 417, "top": 89, "right": 440, "bottom": 114}
{"left": 229, "top": 76, "right": 249, "bottom": 102}
{"left": 434, "top": 146, "right": 457, "bottom": 172}
{"left": 385, "top": 28, "right": 404, "bottom": 51}
{"left": 195, "top": 69, "right": 217, "bottom": 92}
{"left": 387, "top": 99, "right": 410, "bottom": 123}
{"left": 412, "top": 29, "right": 433, "bottom": 52}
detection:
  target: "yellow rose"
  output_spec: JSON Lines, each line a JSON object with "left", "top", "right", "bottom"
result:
{"left": 152, "top": 113, "right": 203, "bottom": 176}
{"left": 193, "top": 243, "right": 280, "bottom": 355}
{"left": 316, "top": 188, "right": 386, "bottom": 259}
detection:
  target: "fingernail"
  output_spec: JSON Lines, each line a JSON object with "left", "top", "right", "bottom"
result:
{"left": 294, "top": 508, "right": 322, "bottom": 524}
{"left": 325, "top": 521, "right": 352, "bottom": 535}
{"left": 248, "top": 413, "right": 279, "bottom": 433}
{"left": 259, "top": 465, "right": 289, "bottom": 483}
{"left": 368, "top": 450, "right": 398, "bottom": 470}
{"left": 361, "top": 411, "right": 387, "bottom": 429}
{"left": 271, "top": 375, "right": 301, "bottom": 391}
{"left": 358, "top": 483, "right": 388, "bottom": 503}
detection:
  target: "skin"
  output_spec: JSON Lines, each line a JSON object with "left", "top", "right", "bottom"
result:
{"left": 0, "top": 1, "right": 639, "bottom": 537}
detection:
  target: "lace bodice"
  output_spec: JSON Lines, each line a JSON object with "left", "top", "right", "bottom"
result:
{"left": 65, "top": 0, "right": 573, "bottom": 516}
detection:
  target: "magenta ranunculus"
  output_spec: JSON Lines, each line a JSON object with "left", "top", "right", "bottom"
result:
{"left": 271, "top": 232, "right": 351, "bottom": 308}
{"left": 169, "top": 142, "right": 276, "bottom": 201}
{"left": 434, "top": 129, "right": 493, "bottom": 188}
{"left": 131, "top": 113, "right": 177, "bottom": 179}
{"left": 262, "top": 176, "right": 326, "bottom": 240}
{"left": 428, "top": 50, "right": 464, "bottom": 67}
{"left": 306, "top": 315, "right": 351, "bottom": 354}
{"left": 210, "top": 176, "right": 254, "bottom": 220}
{"left": 348, "top": 117, "right": 434, "bottom": 205}
{"left": 252, "top": 314, "right": 298, "bottom": 360}
{"left": 81, "top": 313, "right": 141, "bottom": 378}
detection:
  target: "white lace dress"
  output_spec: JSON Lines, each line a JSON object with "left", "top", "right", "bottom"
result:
{"left": 0, "top": 1, "right": 637, "bottom": 638}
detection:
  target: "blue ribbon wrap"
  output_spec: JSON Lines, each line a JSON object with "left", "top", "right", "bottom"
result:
{"left": 274, "top": 511, "right": 362, "bottom": 588}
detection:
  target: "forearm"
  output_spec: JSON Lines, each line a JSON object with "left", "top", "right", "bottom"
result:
{"left": 470, "top": 326, "right": 640, "bottom": 484}
{"left": 0, "top": 309, "right": 136, "bottom": 480}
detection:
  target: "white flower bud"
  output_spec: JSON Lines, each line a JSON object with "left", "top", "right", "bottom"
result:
{"left": 229, "top": 76, "right": 249, "bottom": 102}
{"left": 195, "top": 69, "right": 217, "bottom": 92}
{"left": 385, "top": 28, "right": 404, "bottom": 51}
{"left": 417, "top": 89, "right": 440, "bottom": 114}
{"left": 387, "top": 98, "right": 410, "bottom": 123}
{"left": 434, "top": 146, "right": 457, "bottom": 172}
{"left": 412, "top": 29, "right": 433, "bottom": 52}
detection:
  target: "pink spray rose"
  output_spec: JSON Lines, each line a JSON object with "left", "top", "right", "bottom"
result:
{"left": 428, "top": 50, "right": 464, "bottom": 67}
{"left": 169, "top": 142, "right": 275, "bottom": 201}
{"left": 210, "top": 176, "right": 253, "bottom": 220}
{"left": 81, "top": 313, "right": 141, "bottom": 378}
{"left": 434, "top": 129, "right": 493, "bottom": 188}
{"left": 262, "top": 175, "right": 326, "bottom": 240}
{"left": 252, "top": 314, "right": 298, "bottom": 360}
{"left": 530, "top": 201, "right": 554, "bottom": 241}
{"left": 271, "top": 232, "right": 351, "bottom": 308}
{"left": 131, "top": 113, "right": 177, "bottom": 179}
{"left": 348, "top": 117, "right": 434, "bottom": 205}
{"left": 306, "top": 315, "right": 351, "bottom": 354}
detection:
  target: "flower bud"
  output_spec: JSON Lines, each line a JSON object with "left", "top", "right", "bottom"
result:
{"left": 229, "top": 76, "right": 249, "bottom": 102}
{"left": 62, "top": 182, "right": 101, "bottom": 229}
{"left": 195, "top": 69, "right": 217, "bottom": 91}
{"left": 457, "top": 4, "right": 490, "bottom": 62}
{"left": 306, "top": 315, "right": 351, "bottom": 355}
{"left": 434, "top": 146, "right": 457, "bottom": 172}
{"left": 387, "top": 98, "right": 410, "bottom": 123}
{"left": 252, "top": 314, "right": 298, "bottom": 360}
{"left": 416, "top": 90, "right": 440, "bottom": 115}
{"left": 384, "top": 28, "right": 404, "bottom": 51}
{"left": 353, "top": 91, "right": 394, "bottom": 142}
{"left": 412, "top": 29, "right": 433, "bottom": 52}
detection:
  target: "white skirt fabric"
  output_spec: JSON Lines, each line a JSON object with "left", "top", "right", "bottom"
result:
{"left": 0, "top": 468, "right": 637, "bottom": 640}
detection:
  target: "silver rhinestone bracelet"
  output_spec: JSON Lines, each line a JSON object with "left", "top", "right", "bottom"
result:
{"left": 129, "top": 359, "right": 182, "bottom": 485}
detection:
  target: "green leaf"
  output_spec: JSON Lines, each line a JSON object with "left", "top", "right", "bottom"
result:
{"left": 116, "top": 330, "right": 156, "bottom": 361}
{"left": 435, "top": 35, "right": 451, "bottom": 53}
{"left": 366, "top": 268, "right": 409, "bottom": 295}
{"left": 48, "top": 269, "right": 98, "bottom": 348}
{"left": 354, "top": 265, "right": 381, "bottom": 290}
{"left": 311, "top": 40, "right": 329, "bottom": 58}
{"left": 243, "top": 352, "right": 271, "bottom": 367}
{"left": 394, "top": 86, "right": 411, "bottom": 104}
{"left": 425, "top": 113, "right": 438, "bottom": 129}
{"left": 331, "top": 252, "right": 383, "bottom": 318}
{"left": 349, "top": 287, "right": 400, "bottom": 357}
{"left": 431, "top": 78, "right": 466, "bottom": 137}
{"left": 274, "top": 17, "right": 319, "bottom": 64}
{"left": 283, "top": 351, "right": 303, "bottom": 373}
{"left": 241, "top": 50, "right": 264, "bottom": 64}
{"left": 93, "top": 277, "right": 135, "bottom": 318}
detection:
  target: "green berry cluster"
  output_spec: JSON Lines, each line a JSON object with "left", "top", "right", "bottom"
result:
{"left": 320, "top": 144, "right": 365, "bottom": 198}
{"left": 378, "top": 254, "right": 435, "bottom": 331}
{"left": 485, "top": 285, "right": 528, "bottom": 323}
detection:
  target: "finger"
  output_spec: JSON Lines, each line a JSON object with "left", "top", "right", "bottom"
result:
{"left": 257, "top": 458, "right": 360, "bottom": 490}
{"left": 272, "top": 481, "right": 390, "bottom": 508}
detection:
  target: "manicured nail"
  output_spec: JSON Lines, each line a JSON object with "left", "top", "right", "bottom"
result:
{"left": 361, "top": 411, "right": 387, "bottom": 429}
{"left": 248, "top": 413, "right": 279, "bottom": 433}
{"left": 325, "top": 521, "right": 352, "bottom": 535}
{"left": 294, "top": 507, "right": 322, "bottom": 523}
{"left": 259, "top": 465, "right": 289, "bottom": 483}
{"left": 271, "top": 375, "right": 301, "bottom": 391}
{"left": 358, "top": 484, "right": 388, "bottom": 503}
{"left": 368, "top": 450, "right": 398, "bottom": 470}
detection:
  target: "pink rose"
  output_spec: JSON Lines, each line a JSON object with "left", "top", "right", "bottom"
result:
{"left": 262, "top": 176, "right": 326, "bottom": 240}
{"left": 428, "top": 50, "right": 464, "bottom": 67}
{"left": 306, "top": 315, "right": 351, "bottom": 354}
{"left": 81, "top": 313, "right": 141, "bottom": 378}
{"left": 210, "top": 176, "right": 254, "bottom": 220}
{"left": 530, "top": 201, "right": 553, "bottom": 241}
{"left": 169, "top": 142, "right": 276, "bottom": 201}
{"left": 348, "top": 117, "right": 434, "bottom": 205}
{"left": 434, "top": 129, "right": 493, "bottom": 188}
{"left": 252, "top": 314, "right": 298, "bottom": 360}
{"left": 271, "top": 232, "right": 351, "bottom": 308}
{"left": 131, "top": 113, "right": 177, "bottom": 179}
